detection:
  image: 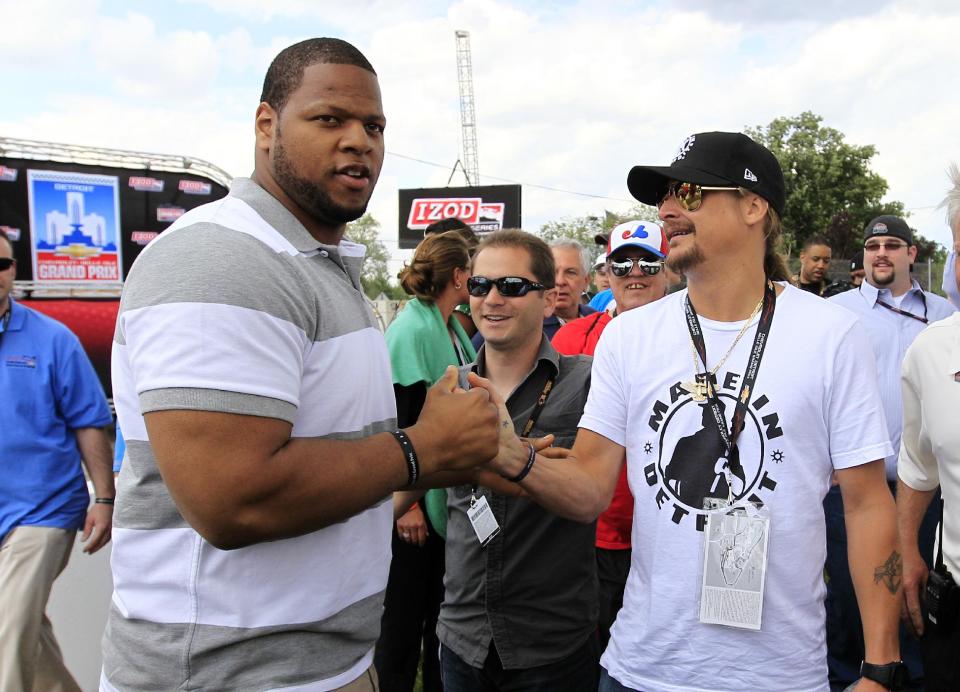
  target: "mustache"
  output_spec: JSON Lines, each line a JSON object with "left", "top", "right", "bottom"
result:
{"left": 663, "top": 218, "right": 696, "bottom": 237}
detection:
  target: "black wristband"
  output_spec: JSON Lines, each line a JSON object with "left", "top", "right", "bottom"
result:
{"left": 390, "top": 430, "right": 420, "bottom": 487}
{"left": 505, "top": 441, "right": 536, "bottom": 483}
{"left": 95, "top": 497, "right": 115, "bottom": 505}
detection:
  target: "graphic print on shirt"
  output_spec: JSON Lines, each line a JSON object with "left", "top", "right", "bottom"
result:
{"left": 643, "top": 372, "right": 785, "bottom": 532}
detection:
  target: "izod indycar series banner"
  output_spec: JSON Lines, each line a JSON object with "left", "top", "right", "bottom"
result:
{"left": 398, "top": 184, "right": 521, "bottom": 249}
{"left": 28, "top": 170, "right": 123, "bottom": 282}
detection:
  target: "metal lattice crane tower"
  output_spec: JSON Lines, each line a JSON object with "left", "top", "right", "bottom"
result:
{"left": 455, "top": 30, "right": 479, "bottom": 186}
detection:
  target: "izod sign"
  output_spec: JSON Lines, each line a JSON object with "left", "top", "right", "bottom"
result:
{"left": 397, "top": 184, "right": 521, "bottom": 249}
{"left": 407, "top": 197, "right": 482, "bottom": 229}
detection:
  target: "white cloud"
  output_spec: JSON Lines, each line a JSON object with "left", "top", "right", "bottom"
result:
{"left": 0, "top": 0, "right": 98, "bottom": 57}
{"left": 3, "top": 0, "right": 959, "bottom": 257}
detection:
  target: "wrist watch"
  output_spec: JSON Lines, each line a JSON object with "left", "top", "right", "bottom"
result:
{"left": 860, "top": 661, "right": 909, "bottom": 690}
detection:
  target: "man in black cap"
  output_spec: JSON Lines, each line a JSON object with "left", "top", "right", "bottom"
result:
{"left": 472, "top": 132, "right": 904, "bottom": 692}
{"left": 827, "top": 215, "right": 955, "bottom": 689}
{"left": 851, "top": 250, "right": 866, "bottom": 287}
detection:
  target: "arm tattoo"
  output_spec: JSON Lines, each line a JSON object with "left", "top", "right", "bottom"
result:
{"left": 873, "top": 550, "right": 903, "bottom": 595}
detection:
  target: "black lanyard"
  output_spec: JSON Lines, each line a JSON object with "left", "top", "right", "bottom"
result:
{"left": 521, "top": 371, "right": 557, "bottom": 437}
{"left": 875, "top": 290, "right": 928, "bottom": 325}
{"left": 684, "top": 281, "right": 777, "bottom": 458}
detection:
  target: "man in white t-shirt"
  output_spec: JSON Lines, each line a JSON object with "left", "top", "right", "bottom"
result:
{"left": 475, "top": 132, "right": 904, "bottom": 692}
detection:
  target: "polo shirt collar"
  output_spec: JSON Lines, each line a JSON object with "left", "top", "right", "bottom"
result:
{"left": 2, "top": 298, "right": 26, "bottom": 332}
{"left": 473, "top": 335, "right": 561, "bottom": 381}
{"left": 229, "top": 177, "right": 354, "bottom": 257}
{"left": 859, "top": 278, "right": 923, "bottom": 307}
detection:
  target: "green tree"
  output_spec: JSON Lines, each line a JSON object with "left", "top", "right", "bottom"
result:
{"left": 538, "top": 205, "right": 660, "bottom": 263}
{"left": 345, "top": 213, "right": 403, "bottom": 299}
{"left": 746, "top": 112, "right": 909, "bottom": 258}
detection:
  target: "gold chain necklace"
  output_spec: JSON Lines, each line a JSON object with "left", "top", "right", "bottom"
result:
{"left": 681, "top": 297, "right": 763, "bottom": 402}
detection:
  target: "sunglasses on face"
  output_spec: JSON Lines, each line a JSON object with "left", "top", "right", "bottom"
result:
{"left": 608, "top": 257, "right": 664, "bottom": 277}
{"left": 0, "top": 258, "right": 15, "bottom": 271}
{"left": 864, "top": 240, "right": 908, "bottom": 253}
{"left": 658, "top": 181, "right": 740, "bottom": 212}
{"left": 467, "top": 276, "right": 547, "bottom": 297}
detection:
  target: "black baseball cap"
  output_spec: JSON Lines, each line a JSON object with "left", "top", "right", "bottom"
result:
{"left": 863, "top": 215, "right": 912, "bottom": 245}
{"left": 850, "top": 250, "right": 864, "bottom": 271}
{"left": 627, "top": 131, "right": 786, "bottom": 216}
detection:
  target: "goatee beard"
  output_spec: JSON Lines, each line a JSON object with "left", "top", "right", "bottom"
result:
{"left": 272, "top": 137, "right": 368, "bottom": 226}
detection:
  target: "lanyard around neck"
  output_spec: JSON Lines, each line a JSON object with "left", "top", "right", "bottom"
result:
{"left": 874, "top": 289, "right": 928, "bottom": 324}
{"left": 684, "top": 281, "right": 777, "bottom": 458}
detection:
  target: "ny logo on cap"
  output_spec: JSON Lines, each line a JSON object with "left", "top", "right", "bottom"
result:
{"left": 672, "top": 135, "right": 696, "bottom": 163}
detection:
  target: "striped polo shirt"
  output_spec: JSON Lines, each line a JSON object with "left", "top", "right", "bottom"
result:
{"left": 103, "top": 177, "right": 395, "bottom": 691}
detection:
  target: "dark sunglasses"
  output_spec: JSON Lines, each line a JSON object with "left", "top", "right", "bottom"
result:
{"left": 467, "top": 276, "right": 547, "bottom": 297}
{"left": 608, "top": 257, "right": 664, "bottom": 277}
{"left": 0, "top": 258, "right": 15, "bottom": 271}
{"left": 658, "top": 181, "right": 740, "bottom": 212}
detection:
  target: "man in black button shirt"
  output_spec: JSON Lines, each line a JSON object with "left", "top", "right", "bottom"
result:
{"left": 440, "top": 229, "right": 599, "bottom": 691}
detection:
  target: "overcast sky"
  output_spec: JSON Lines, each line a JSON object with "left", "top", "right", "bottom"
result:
{"left": 3, "top": 0, "right": 958, "bottom": 274}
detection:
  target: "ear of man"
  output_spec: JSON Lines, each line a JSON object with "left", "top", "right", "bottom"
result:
{"left": 739, "top": 190, "right": 769, "bottom": 228}
{"left": 542, "top": 287, "right": 558, "bottom": 318}
{"left": 254, "top": 102, "right": 278, "bottom": 153}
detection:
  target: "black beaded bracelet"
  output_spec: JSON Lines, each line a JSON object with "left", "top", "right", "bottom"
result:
{"left": 390, "top": 430, "right": 420, "bottom": 487}
{"left": 506, "top": 441, "right": 536, "bottom": 483}
{"left": 95, "top": 497, "right": 115, "bottom": 505}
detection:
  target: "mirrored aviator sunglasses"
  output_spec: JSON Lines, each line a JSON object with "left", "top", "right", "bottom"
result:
{"left": 467, "top": 276, "right": 546, "bottom": 297}
{"left": 659, "top": 181, "right": 740, "bottom": 212}
{"left": 608, "top": 258, "right": 664, "bottom": 277}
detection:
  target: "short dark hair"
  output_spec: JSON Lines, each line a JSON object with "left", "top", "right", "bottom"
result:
{"left": 0, "top": 227, "right": 12, "bottom": 255}
{"left": 260, "top": 38, "right": 376, "bottom": 113}
{"left": 801, "top": 235, "right": 831, "bottom": 252}
{"left": 424, "top": 218, "right": 478, "bottom": 251}
{"left": 472, "top": 229, "right": 555, "bottom": 288}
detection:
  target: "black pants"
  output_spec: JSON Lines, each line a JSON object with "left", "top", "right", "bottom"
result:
{"left": 596, "top": 547, "right": 631, "bottom": 650}
{"left": 922, "top": 614, "right": 960, "bottom": 691}
{"left": 440, "top": 635, "right": 600, "bottom": 692}
{"left": 374, "top": 524, "right": 445, "bottom": 692}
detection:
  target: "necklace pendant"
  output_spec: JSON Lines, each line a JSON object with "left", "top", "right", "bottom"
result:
{"left": 681, "top": 379, "right": 708, "bottom": 402}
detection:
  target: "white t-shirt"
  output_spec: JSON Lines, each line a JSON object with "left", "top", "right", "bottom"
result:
{"left": 580, "top": 284, "right": 891, "bottom": 692}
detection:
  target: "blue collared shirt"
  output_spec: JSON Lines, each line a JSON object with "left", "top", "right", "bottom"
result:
{"left": 830, "top": 280, "right": 956, "bottom": 479}
{"left": 0, "top": 299, "right": 112, "bottom": 541}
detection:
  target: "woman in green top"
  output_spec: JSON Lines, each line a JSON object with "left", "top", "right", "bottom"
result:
{"left": 375, "top": 231, "right": 476, "bottom": 692}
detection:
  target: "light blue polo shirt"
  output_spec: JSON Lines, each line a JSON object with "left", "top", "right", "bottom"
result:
{"left": 0, "top": 298, "right": 112, "bottom": 542}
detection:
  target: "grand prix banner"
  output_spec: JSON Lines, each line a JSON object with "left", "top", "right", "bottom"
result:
{"left": 0, "top": 157, "right": 229, "bottom": 282}
{"left": 398, "top": 184, "right": 521, "bottom": 249}
{"left": 27, "top": 170, "right": 123, "bottom": 282}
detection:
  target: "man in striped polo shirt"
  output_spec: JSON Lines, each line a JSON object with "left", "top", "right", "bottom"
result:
{"left": 104, "top": 38, "right": 500, "bottom": 691}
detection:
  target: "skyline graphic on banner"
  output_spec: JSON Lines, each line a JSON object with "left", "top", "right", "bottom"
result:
{"left": 28, "top": 169, "right": 122, "bottom": 281}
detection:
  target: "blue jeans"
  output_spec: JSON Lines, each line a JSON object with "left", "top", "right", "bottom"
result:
{"left": 598, "top": 667, "right": 637, "bottom": 692}
{"left": 440, "top": 635, "right": 599, "bottom": 692}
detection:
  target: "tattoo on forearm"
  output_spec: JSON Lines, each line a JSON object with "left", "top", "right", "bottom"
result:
{"left": 873, "top": 551, "right": 903, "bottom": 595}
